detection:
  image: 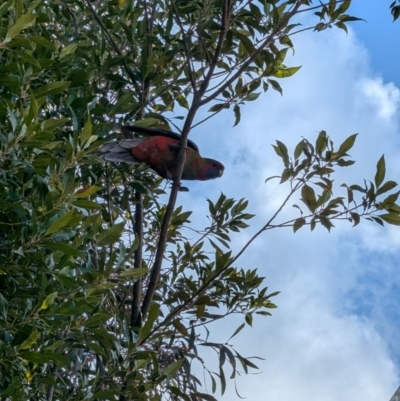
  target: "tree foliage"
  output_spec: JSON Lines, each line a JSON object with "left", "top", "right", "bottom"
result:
{"left": 0, "top": 0, "right": 398, "bottom": 400}
{"left": 390, "top": 0, "right": 400, "bottom": 21}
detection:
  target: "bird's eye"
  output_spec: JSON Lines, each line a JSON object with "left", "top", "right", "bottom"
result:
{"left": 213, "top": 163, "right": 217, "bottom": 167}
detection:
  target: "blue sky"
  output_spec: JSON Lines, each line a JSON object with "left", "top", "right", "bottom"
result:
{"left": 351, "top": 1, "right": 400, "bottom": 86}
{"left": 174, "top": 2, "right": 400, "bottom": 400}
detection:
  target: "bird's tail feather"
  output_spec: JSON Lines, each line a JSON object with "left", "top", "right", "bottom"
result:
{"left": 100, "top": 138, "right": 146, "bottom": 164}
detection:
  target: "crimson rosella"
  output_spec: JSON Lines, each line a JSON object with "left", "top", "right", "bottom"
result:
{"left": 101, "top": 125, "right": 225, "bottom": 181}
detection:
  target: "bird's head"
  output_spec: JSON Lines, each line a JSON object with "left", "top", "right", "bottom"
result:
{"left": 201, "top": 158, "right": 225, "bottom": 180}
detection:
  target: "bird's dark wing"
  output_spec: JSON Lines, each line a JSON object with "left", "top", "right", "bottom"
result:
{"left": 122, "top": 125, "right": 199, "bottom": 153}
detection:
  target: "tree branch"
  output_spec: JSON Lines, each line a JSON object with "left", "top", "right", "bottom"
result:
{"left": 84, "top": 0, "right": 142, "bottom": 99}
{"left": 199, "top": 0, "right": 304, "bottom": 106}
{"left": 141, "top": 0, "right": 232, "bottom": 320}
{"left": 141, "top": 99, "right": 199, "bottom": 318}
{"left": 130, "top": 190, "right": 143, "bottom": 330}
{"left": 140, "top": 179, "right": 303, "bottom": 344}
{"left": 198, "top": 0, "right": 230, "bottom": 96}
{"left": 172, "top": 3, "right": 197, "bottom": 93}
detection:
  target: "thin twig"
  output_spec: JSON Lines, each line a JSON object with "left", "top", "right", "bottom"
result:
{"left": 199, "top": 0, "right": 304, "bottom": 106}
{"left": 140, "top": 179, "right": 303, "bottom": 344}
{"left": 46, "top": 365, "right": 58, "bottom": 401}
{"left": 84, "top": 0, "right": 142, "bottom": 98}
{"left": 140, "top": 0, "right": 232, "bottom": 318}
{"left": 198, "top": 0, "right": 230, "bottom": 96}
{"left": 172, "top": 3, "right": 198, "bottom": 93}
{"left": 191, "top": 108, "right": 224, "bottom": 129}
{"left": 131, "top": 190, "right": 143, "bottom": 330}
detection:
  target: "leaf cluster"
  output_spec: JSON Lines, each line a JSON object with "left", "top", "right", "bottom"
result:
{"left": 267, "top": 131, "right": 400, "bottom": 233}
{"left": 0, "top": 1, "right": 376, "bottom": 400}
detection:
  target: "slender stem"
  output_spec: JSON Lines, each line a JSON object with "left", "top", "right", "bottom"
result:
{"left": 141, "top": 98, "right": 199, "bottom": 318}
{"left": 140, "top": 0, "right": 231, "bottom": 319}
{"left": 140, "top": 180, "right": 302, "bottom": 344}
{"left": 84, "top": 0, "right": 142, "bottom": 98}
{"left": 131, "top": 190, "right": 143, "bottom": 330}
{"left": 46, "top": 365, "right": 58, "bottom": 401}
{"left": 172, "top": 3, "right": 197, "bottom": 93}
{"left": 199, "top": 0, "right": 304, "bottom": 106}
{"left": 198, "top": 0, "right": 230, "bottom": 95}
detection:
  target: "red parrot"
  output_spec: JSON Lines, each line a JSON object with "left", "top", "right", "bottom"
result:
{"left": 101, "top": 126, "right": 224, "bottom": 181}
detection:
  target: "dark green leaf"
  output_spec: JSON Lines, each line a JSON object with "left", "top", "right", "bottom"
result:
{"left": 164, "top": 359, "right": 184, "bottom": 377}
{"left": 337, "top": 133, "right": 358, "bottom": 156}
{"left": 375, "top": 155, "right": 386, "bottom": 188}
{"left": 379, "top": 213, "right": 400, "bottom": 226}
{"left": 34, "top": 81, "right": 71, "bottom": 98}
{"left": 293, "top": 217, "right": 305, "bottom": 233}
{"left": 97, "top": 223, "right": 125, "bottom": 246}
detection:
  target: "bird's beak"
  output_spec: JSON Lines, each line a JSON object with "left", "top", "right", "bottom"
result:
{"left": 218, "top": 168, "right": 224, "bottom": 177}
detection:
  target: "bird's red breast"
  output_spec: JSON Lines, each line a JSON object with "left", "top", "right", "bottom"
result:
{"left": 101, "top": 132, "right": 224, "bottom": 181}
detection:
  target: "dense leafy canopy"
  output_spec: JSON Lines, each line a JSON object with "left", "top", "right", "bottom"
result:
{"left": 1, "top": 0, "right": 399, "bottom": 400}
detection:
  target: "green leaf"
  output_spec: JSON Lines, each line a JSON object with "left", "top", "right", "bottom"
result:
{"left": 84, "top": 313, "right": 112, "bottom": 328}
{"left": 167, "top": 386, "right": 191, "bottom": 401}
{"left": 72, "top": 200, "right": 103, "bottom": 210}
{"left": 119, "top": 267, "right": 147, "bottom": 279}
{"left": 267, "top": 79, "right": 282, "bottom": 95}
{"left": 20, "top": 351, "right": 70, "bottom": 367}
{"left": 380, "top": 191, "right": 400, "bottom": 208}
{"left": 74, "top": 185, "right": 102, "bottom": 198}
{"left": 176, "top": 94, "right": 189, "bottom": 109}
{"left": 0, "top": 293, "right": 9, "bottom": 319}
{"left": 293, "top": 217, "right": 305, "bottom": 233}
{"left": 315, "top": 130, "right": 327, "bottom": 154}
{"left": 45, "top": 210, "right": 74, "bottom": 235}
{"left": 337, "top": 0, "right": 351, "bottom": 14}
{"left": 301, "top": 185, "right": 317, "bottom": 213}
{"left": 335, "top": 21, "right": 348, "bottom": 33}
{"left": 245, "top": 92, "right": 261, "bottom": 101}
{"left": 140, "top": 303, "right": 159, "bottom": 341}
{"left": 273, "top": 66, "right": 301, "bottom": 78}
{"left": 60, "top": 43, "right": 78, "bottom": 59}
{"left": 379, "top": 213, "right": 400, "bottom": 226}
{"left": 173, "top": 319, "right": 189, "bottom": 336}
{"left": 208, "top": 103, "right": 228, "bottom": 113}
{"left": 320, "top": 216, "right": 334, "bottom": 232}
{"left": 81, "top": 115, "right": 92, "bottom": 146}
{"left": 337, "top": 133, "right": 358, "bottom": 156}
{"left": 30, "top": 35, "right": 55, "bottom": 50}
{"left": 20, "top": 330, "right": 40, "bottom": 350}
{"left": 164, "top": 359, "right": 184, "bottom": 377}
{"left": 350, "top": 212, "right": 360, "bottom": 227}
{"left": 91, "top": 390, "right": 120, "bottom": 400}
{"left": 233, "top": 104, "right": 241, "bottom": 127}
{"left": 375, "top": 155, "right": 386, "bottom": 188}
{"left": 0, "top": 0, "right": 12, "bottom": 20}
{"left": 96, "top": 222, "right": 125, "bottom": 246}
{"left": 245, "top": 313, "right": 253, "bottom": 327}
{"left": 196, "top": 303, "right": 205, "bottom": 319}
{"left": 190, "top": 393, "right": 218, "bottom": 401}
{"left": 42, "top": 117, "right": 70, "bottom": 131}
{"left": 5, "top": 2, "right": 41, "bottom": 42}
{"left": 227, "top": 322, "right": 245, "bottom": 341}
{"left": 41, "top": 242, "right": 80, "bottom": 258}
{"left": 34, "top": 81, "right": 71, "bottom": 98}
{"left": 0, "top": 75, "right": 20, "bottom": 89}
{"left": 280, "top": 168, "right": 291, "bottom": 184}
{"left": 376, "top": 180, "right": 398, "bottom": 196}
{"left": 237, "top": 32, "right": 255, "bottom": 55}
{"left": 40, "top": 292, "right": 58, "bottom": 310}
{"left": 220, "top": 365, "right": 226, "bottom": 395}
{"left": 275, "top": 140, "right": 289, "bottom": 163}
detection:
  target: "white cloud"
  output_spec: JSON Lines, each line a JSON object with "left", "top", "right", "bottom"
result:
{"left": 179, "top": 22, "right": 400, "bottom": 401}
{"left": 357, "top": 77, "right": 400, "bottom": 120}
